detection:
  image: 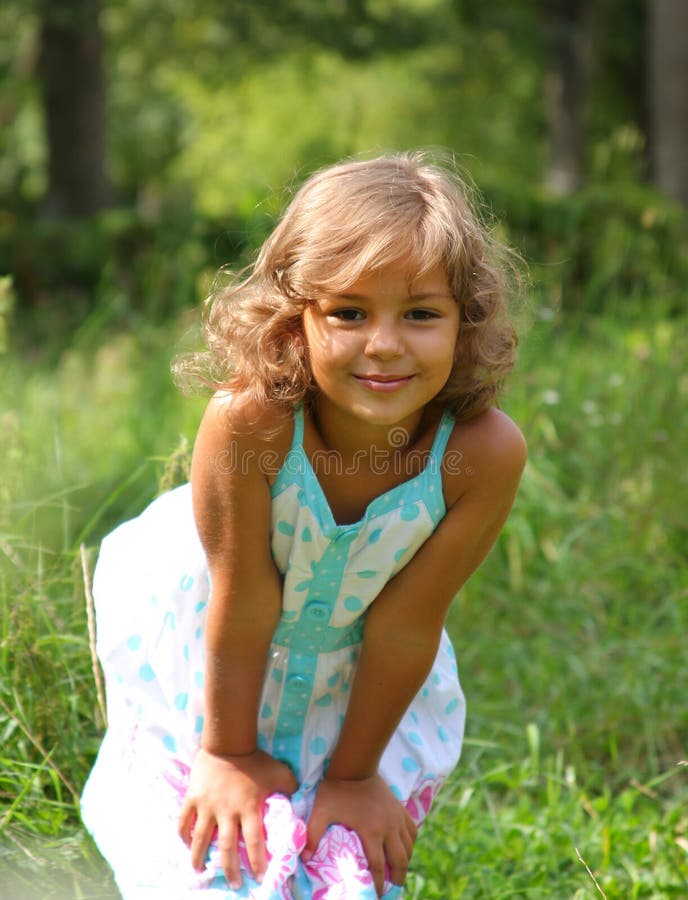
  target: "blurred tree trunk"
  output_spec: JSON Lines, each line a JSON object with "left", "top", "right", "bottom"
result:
{"left": 38, "top": 0, "right": 110, "bottom": 217}
{"left": 648, "top": 0, "right": 688, "bottom": 206}
{"left": 543, "top": 0, "right": 595, "bottom": 194}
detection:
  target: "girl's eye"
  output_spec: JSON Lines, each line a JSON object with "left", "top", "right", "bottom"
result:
{"left": 406, "top": 309, "right": 440, "bottom": 321}
{"left": 330, "top": 308, "right": 364, "bottom": 321}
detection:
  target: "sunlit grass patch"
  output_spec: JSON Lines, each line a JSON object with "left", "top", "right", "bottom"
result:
{"left": 409, "top": 736, "right": 688, "bottom": 898}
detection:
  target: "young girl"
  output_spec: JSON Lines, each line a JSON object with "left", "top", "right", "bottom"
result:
{"left": 81, "top": 152, "right": 526, "bottom": 899}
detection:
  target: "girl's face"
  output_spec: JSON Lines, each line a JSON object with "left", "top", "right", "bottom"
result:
{"left": 302, "top": 260, "right": 460, "bottom": 436}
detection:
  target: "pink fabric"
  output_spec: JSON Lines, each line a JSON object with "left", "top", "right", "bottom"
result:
{"left": 162, "top": 762, "right": 434, "bottom": 898}
{"left": 199, "top": 795, "right": 380, "bottom": 898}
{"left": 405, "top": 783, "right": 437, "bottom": 826}
{"left": 302, "top": 819, "right": 376, "bottom": 899}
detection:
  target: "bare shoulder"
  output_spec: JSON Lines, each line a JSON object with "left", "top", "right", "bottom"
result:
{"left": 190, "top": 395, "right": 295, "bottom": 559}
{"left": 197, "top": 392, "right": 293, "bottom": 449}
{"left": 443, "top": 407, "right": 527, "bottom": 508}
{"left": 194, "top": 392, "right": 293, "bottom": 465}
{"left": 191, "top": 393, "right": 294, "bottom": 497}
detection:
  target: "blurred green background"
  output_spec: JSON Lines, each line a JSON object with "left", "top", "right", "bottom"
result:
{"left": 1, "top": 1, "right": 686, "bottom": 897}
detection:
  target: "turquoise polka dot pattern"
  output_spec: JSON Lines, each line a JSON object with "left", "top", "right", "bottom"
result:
{"left": 278, "top": 521, "right": 295, "bottom": 536}
{"left": 82, "top": 405, "right": 466, "bottom": 898}
{"left": 138, "top": 664, "right": 155, "bottom": 682}
{"left": 180, "top": 574, "right": 194, "bottom": 591}
{"left": 343, "top": 595, "right": 363, "bottom": 612}
{"left": 400, "top": 503, "right": 420, "bottom": 521}
{"left": 309, "top": 736, "right": 328, "bottom": 755}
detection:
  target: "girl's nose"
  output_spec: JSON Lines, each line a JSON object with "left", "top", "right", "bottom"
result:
{"left": 364, "top": 323, "right": 404, "bottom": 359}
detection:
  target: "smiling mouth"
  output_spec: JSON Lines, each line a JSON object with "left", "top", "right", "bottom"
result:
{"left": 354, "top": 374, "right": 415, "bottom": 391}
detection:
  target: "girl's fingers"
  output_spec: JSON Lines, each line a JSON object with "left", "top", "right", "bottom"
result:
{"left": 402, "top": 811, "right": 418, "bottom": 858}
{"left": 384, "top": 832, "right": 411, "bottom": 887}
{"left": 177, "top": 800, "right": 196, "bottom": 847}
{"left": 217, "top": 818, "right": 241, "bottom": 889}
{"left": 361, "top": 839, "right": 386, "bottom": 898}
{"left": 241, "top": 812, "right": 267, "bottom": 883}
{"left": 400, "top": 824, "right": 415, "bottom": 861}
{"left": 189, "top": 815, "right": 214, "bottom": 872}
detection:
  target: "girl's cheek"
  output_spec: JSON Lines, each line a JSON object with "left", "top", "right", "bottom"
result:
{"left": 312, "top": 329, "right": 345, "bottom": 356}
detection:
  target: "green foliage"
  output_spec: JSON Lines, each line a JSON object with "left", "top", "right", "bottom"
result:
{"left": 0, "top": 275, "right": 15, "bottom": 352}
{"left": 4, "top": 0, "right": 684, "bottom": 332}
{"left": 487, "top": 173, "right": 688, "bottom": 317}
{"left": 169, "top": 47, "right": 463, "bottom": 219}
{"left": 453, "top": 315, "right": 688, "bottom": 782}
{"left": 409, "top": 745, "right": 687, "bottom": 898}
{"left": 2, "top": 205, "right": 243, "bottom": 362}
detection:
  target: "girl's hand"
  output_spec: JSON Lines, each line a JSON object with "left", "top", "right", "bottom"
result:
{"left": 303, "top": 773, "right": 418, "bottom": 897}
{"left": 178, "top": 748, "right": 298, "bottom": 888}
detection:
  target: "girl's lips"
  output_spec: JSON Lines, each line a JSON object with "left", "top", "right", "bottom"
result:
{"left": 354, "top": 374, "right": 415, "bottom": 392}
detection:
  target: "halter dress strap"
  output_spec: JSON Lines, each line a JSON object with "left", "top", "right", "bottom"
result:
{"left": 291, "top": 403, "right": 305, "bottom": 449}
{"left": 429, "top": 408, "right": 456, "bottom": 462}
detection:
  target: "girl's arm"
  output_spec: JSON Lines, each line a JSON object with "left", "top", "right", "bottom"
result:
{"left": 306, "top": 409, "right": 527, "bottom": 894}
{"left": 178, "top": 396, "right": 296, "bottom": 887}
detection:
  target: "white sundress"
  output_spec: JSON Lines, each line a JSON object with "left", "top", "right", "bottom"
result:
{"left": 81, "top": 405, "right": 466, "bottom": 899}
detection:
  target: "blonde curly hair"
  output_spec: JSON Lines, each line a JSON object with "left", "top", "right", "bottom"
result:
{"left": 177, "top": 151, "right": 521, "bottom": 420}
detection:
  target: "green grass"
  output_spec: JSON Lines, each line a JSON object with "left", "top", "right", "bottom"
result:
{"left": 1, "top": 308, "right": 686, "bottom": 898}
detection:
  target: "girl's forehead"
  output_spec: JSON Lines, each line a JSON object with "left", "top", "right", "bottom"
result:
{"left": 302, "top": 248, "right": 447, "bottom": 289}
{"left": 334, "top": 256, "right": 451, "bottom": 294}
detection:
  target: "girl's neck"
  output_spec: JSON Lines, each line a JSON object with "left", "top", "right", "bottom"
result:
{"left": 307, "top": 396, "right": 436, "bottom": 459}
